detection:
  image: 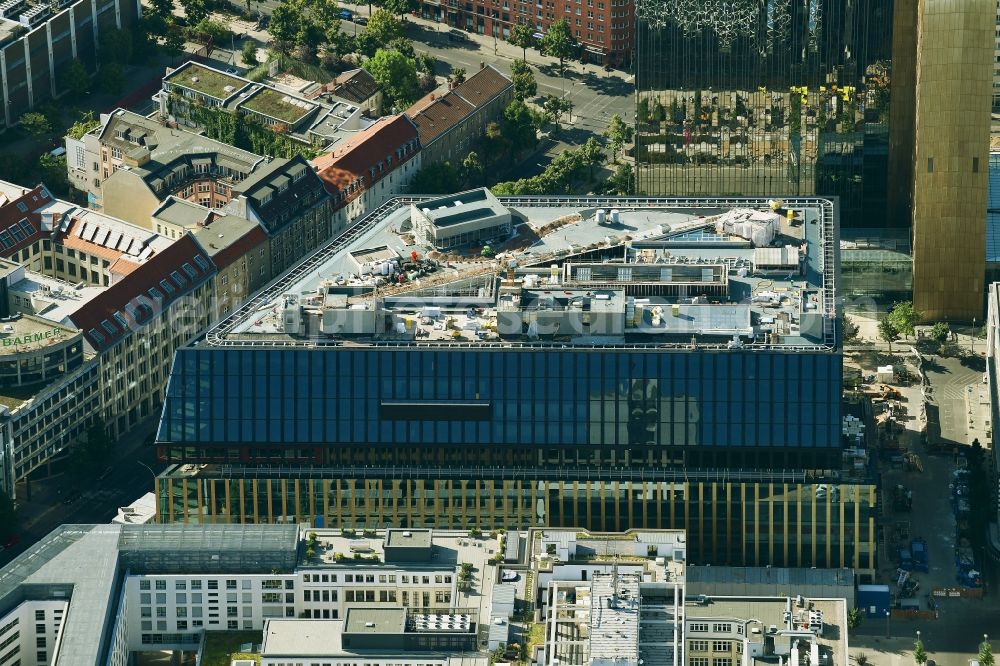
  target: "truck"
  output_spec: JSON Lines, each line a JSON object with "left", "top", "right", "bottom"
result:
{"left": 909, "top": 538, "right": 929, "bottom": 573}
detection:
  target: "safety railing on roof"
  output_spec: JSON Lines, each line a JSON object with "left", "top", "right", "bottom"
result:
{"left": 204, "top": 196, "right": 839, "bottom": 351}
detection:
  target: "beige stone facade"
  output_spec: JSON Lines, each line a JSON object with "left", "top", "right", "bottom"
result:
{"left": 911, "top": 0, "right": 994, "bottom": 320}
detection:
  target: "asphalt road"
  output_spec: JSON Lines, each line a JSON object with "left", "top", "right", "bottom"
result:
{"left": 1, "top": 420, "right": 164, "bottom": 565}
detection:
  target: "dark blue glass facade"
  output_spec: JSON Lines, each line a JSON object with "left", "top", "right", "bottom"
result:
{"left": 161, "top": 347, "right": 842, "bottom": 457}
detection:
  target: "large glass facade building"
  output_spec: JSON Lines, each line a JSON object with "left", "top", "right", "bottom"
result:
{"left": 634, "top": 0, "right": 897, "bottom": 234}
{"left": 152, "top": 195, "right": 877, "bottom": 579}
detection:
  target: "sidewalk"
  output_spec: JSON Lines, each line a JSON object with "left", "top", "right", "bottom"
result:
{"left": 351, "top": 2, "right": 634, "bottom": 85}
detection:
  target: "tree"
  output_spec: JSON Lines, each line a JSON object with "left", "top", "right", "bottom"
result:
{"left": 981, "top": 639, "right": 995, "bottom": 666}
{"left": 842, "top": 315, "right": 860, "bottom": 342}
{"left": 913, "top": 637, "right": 927, "bottom": 666}
{"left": 508, "top": 22, "right": 535, "bottom": 61}
{"left": 67, "top": 111, "right": 100, "bottom": 140}
{"left": 264, "top": 0, "right": 342, "bottom": 53}
{"left": 448, "top": 67, "right": 466, "bottom": 87}
{"left": 388, "top": 37, "right": 415, "bottom": 59}
{"left": 193, "top": 18, "right": 231, "bottom": 44}
{"left": 179, "top": 0, "right": 209, "bottom": 24}
{"left": 510, "top": 59, "right": 536, "bottom": 101}
{"left": 539, "top": 18, "right": 576, "bottom": 76}
{"left": 855, "top": 655, "right": 869, "bottom": 666}
{"left": 637, "top": 97, "right": 649, "bottom": 123}
{"left": 502, "top": 99, "right": 538, "bottom": 155}
{"left": 241, "top": 40, "right": 260, "bottom": 66}
{"left": 364, "top": 48, "right": 419, "bottom": 110}
{"left": 37, "top": 153, "right": 69, "bottom": 196}
{"left": 148, "top": 0, "right": 174, "bottom": 19}
{"left": 847, "top": 608, "right": 862, "bottom": 630}
{"left": 580, "top": 136, "right": 605, "bottom": 180}
{"left": 929, "top": 321, "right": 950, "bottom": 346}
{"left": 98, "top": 27, "right": 134, "bottom": 65}
{"left": 878, "top": 315, "right": 899, "bottom": 354}
{"left": 605, "top": 162, "right": 633, "bottom": 195}
{"left": 887, "top": 301, "right": 921, "bottom": 339}
{"left": 462, "top": 151, "right": 483, "bottom": 187}
{"left": 19, "top": 112, "right": 51, "bottom": 138}
{"left": 382, "top": 0, "right": 417, "bottom": 20}
{"left": 543, "top": 94, "right": 572, "bottom": 127}
{"left": 409, "top": 161, "right": 461, "bottom": 194}
{"left": 59, "top": 58, "right": 90, "bottom": 97}
{"left": 163, "top": 29, "right": 185, "bottom": 58}
{"left": 98, "top": 62, "right": 125, "bottom": 95}
{"left": 364, "top": 9, "right": 404, "bottom": 47}
{"left": 604, "top": 113, "right": 633, "bottom": 163}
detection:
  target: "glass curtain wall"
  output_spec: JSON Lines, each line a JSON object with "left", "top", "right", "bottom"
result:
{"left": 634, "top": 0, "right": 895, "bottom": 231}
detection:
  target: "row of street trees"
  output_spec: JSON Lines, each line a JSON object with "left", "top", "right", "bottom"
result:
{"left": 508, "top": 19, "right": 578, "bottom": 76}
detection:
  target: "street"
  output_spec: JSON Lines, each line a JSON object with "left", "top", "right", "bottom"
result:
{"left": 1, "top": 417, "right": 164, "bottom": 566}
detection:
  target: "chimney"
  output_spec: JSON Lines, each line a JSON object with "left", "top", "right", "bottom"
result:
{"left": 479, "top": 61, "right": 485, "bottom": 70}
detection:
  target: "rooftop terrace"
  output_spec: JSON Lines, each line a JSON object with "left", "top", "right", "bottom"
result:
{"left": 242, "top": 88, "right": 315, "bottom": 124}
{"left": 165, "top": 62, "right": 246, "bottom": 100}
{"left": 204, "top": 196, "right": 838, "bottom": 351}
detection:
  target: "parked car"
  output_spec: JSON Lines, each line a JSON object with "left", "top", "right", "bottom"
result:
{"left": 338, "top": 9, "right": 352, "bottom": 20}
{"left": 448, "top": 29, "right": 467, "bottom": 42}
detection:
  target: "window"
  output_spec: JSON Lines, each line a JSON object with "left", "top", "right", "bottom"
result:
{"left": 691, "top": 659, "right": 709, "bottom": 666}
{"left": 690, "top": 624, "right": 709, "bottom": 633}
{"left": 34, "top": 638, "right": 44, "bottom": 649}
{"left": 927, "top": 157, "right": 934, "bottom": 173}
{"left": 208, "top": 580, "right": 218, "bottom": 590}
{"left": 974, "top": 156, "right": 980, "bottom": 173}
{"left": 712, "top": 642, "right": 732, "bottom": 653}
{"left": 713, "top": 660, "right": 733, "bottom": 666}
{"left": 192, "top": 580, "right": 202, "bottom": 590}
{"left": 155, "top": 581, "right": 166, "bottom": 590}
{"left": 228, "top": 620, "right": 238, "bottom": 630}
{"left": 690, "top": 641, "right": 709, "bottom": 652}
{"left": 713, "top": 624, "right": 732, "bottom": 634}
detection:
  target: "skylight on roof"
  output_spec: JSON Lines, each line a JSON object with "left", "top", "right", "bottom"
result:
{"left": 193, "top": 255, "right": 210, "bottom": 271}
{"left": 159, "top": 279, "right": 175, "bottom": 295}
{"left": 88, "top": 328, "right": 105, "bottom": 345}
{"left": 182, "top": 263, "right": 198, "bottom": 279}
{"left": 101, "top": 320, "right": 116, "bottom": 335}
{"left": 147, "top": 287, "right": 164, "bottom": 301}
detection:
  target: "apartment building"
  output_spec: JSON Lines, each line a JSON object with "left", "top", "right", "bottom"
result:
{"left": 405, "top": 65, "right": 513, "bottom": 166}
{"left": 312, "top": 114, "right": 421, "bottom": 226}
{"left": 187, "top": 207, "right": 271, "bottom": 319}
{"left": 161, "top": 61, "right": 367, "bottom": 149}
{"left": 417, "top": 0, "right": 633, "bottom": 67}
{"left": 65, "top": 108, "right": 266, "bottom": 216}
{"left": 67, "top": 234, "right": 216, "bottom": 437}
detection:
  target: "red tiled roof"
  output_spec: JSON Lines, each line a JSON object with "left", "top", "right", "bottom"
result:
{"left": 311, "top": 115, "right": 420, "bottom": 209}
{"left": 405, "top": 92, "right": 476, "bottom": 148}
{"left": 0, "top": 185, "right": 50, "bottom": 257}
{"left": 451, "top": 65, "right": 513, "bottom": 109}
{"left": 69, "top": 235, "right": 215, "bottom": 352}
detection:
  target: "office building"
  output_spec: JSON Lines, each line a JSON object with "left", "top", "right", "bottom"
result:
{"left": 634, "top": 0, "right": 896, "bottom": 234}
{"left": 406, "top": 65, "right": 513, "bottom": 166}
{"left": 636, "top": 0, "right": 995, "bottom": 318}
{"left": 153, "top": 194, "right": 877, "bottom": 578}
{"left": 0, "top": 0, "right": 141, "bottom": 129}
{"left": 908, "top": 0, "right": 994, "bottom": 320}
{"left": 0, "top": 522, "right": 856, "bottom": 666}
{"left": 416, "top": 0, "right": 633, "bottom": 67}
{"left": 0, "top": 524, "right": 503, "bottom": 664}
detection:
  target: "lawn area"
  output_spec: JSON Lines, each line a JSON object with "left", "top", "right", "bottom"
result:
{"left": 243, "top": 88, "right": 312, "bottom": 123}
{"left": 201, "top": 631, "right": 262, "bottom": 666}
{"left": 526, "top": 622, "right": 545, "bottom": 654}
{"left": 166, "top": 63, "right": 245, "bottom": 100}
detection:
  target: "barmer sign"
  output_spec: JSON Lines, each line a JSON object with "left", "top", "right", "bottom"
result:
{"left": 0, "top": 328, "right": 62, "bottom": 348}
